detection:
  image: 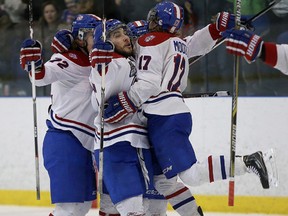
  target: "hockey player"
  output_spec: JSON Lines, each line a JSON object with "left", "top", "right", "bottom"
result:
{"left": 89, "top": 18, "right": 152, "bottom": 215}
{"left": 19, "top": 14, "right": 101, "bottom": 216}
{"left": 127, "top": 20, "right": 204, "bottom": 216}
{"left": 221, "top": 28, "right": 288, "bottom": 75}
{"left": 103, "top": 0, "right": 271, "bottom": 194}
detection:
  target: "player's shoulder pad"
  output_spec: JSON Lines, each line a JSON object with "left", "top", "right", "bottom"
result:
{"left": 138, "top": 32, "right": 176, "bottom": 47}
{"left": 61, "top": 50, "right": 90, "bottom": 66}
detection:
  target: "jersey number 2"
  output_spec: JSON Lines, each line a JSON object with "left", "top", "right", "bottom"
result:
{"left": 50, "top": 57, "right": 69, "bottom": 69}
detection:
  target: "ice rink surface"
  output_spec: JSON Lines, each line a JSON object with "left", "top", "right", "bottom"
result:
{"left": 0, "top": 206, "right": 284, "bottom": 216}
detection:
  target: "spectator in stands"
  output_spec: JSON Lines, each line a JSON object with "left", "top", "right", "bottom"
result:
{"left": 61, "top": 0, "right": 79, "bottom": 26}
{"left": 34, "top": 1, "right": 64, "bottom": 62}
{"left": 1, "top": 0, "right": 31, "bottom": 96}
{"left": 0, "top": 8, "right": 14, "bottom": 80}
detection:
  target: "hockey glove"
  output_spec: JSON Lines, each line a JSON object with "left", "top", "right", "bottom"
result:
{"left": 222, "top": 29, "right": 263, "bottom": 63}
{"left": 20, "top": 39, "right": 43, "bottom": 73}
{"left": 90, "top": 23, "right": 114, "bottom": 68}
{"left": 51, "top": 29, "right": 74, "bottom": 53}
{"left": 104, "top": 91, "right": 137, "bottom": 123}
{"left": 209, "top": 11, "right": 251, "bottom": 40}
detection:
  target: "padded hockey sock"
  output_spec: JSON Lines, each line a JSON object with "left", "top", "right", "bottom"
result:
{"left": 166, "top": 186, "right": 201, "bottom": 216}
{"left": 178, "top": 155, "right": 246, "bottom": 186}
{"left": 154, "top": 175, "right": 202, "bottom": 216}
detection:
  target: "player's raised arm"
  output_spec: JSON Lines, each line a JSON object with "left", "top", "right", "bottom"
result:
{"left": 20, "top": 39, "right": 44, "bottom": 81}
{"left": 222, "top": 28, "right": 288, "bottom": 75}
{"left": 185, "top": 11, "right": 253, "bottom": 59}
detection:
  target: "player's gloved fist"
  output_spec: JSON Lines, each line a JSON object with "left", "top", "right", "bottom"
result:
{"left": 215, "top": 12, "right": 234, "bottom": 32}
{"left": 20, "top": 39, "right": 43, "bottom": 73}
{"left": 222, "top": 29, "right": 263, "bottom": 63}
{"left": 209, "top": 12, "right": 251, "bottom": 40}
{"left": 90, "top": 41, "right": 114, "bottom": 70}
{"left": 51, "top": 29, "right": 74, "bottom": 53}
{"left": 90, "top": 23, "right": 114, "bottom": 68}
{"left": 104, "top": 91, "right": 137, "bottom": 123}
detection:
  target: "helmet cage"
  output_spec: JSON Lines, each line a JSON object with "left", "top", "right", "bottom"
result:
{"left": 77, "top": 28, "right": 94, "bottom": 40}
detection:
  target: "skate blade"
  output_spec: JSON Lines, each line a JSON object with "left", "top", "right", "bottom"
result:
{"left": 263, "top": 148, "right": 279, "bottom": 188}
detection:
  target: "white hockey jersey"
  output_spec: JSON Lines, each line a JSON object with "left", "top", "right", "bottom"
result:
{"left": 32, "top": 50, "right": 96, "bottom": 152}
{"left": 89, "top": 53, "right": 149, "bottom": 150}
{"left": 261, "top": 42, "right": 288, "bottom": 75}
{"left": 272, "top": 44, "right": 288, "bottom": 75}
{"left": 127, "top": 24, "right": 218, "bottom": 115}
{"left": 184, "top": 24, "right": 217, "bottom": 59}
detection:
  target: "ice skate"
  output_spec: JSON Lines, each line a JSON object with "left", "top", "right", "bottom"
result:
{"left": 243, "top": 151, "right": 270, "bottom": 189}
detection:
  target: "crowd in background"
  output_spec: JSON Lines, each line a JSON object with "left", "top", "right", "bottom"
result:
{"left": 0, "top": 0, "right": 287, "bottom": 96}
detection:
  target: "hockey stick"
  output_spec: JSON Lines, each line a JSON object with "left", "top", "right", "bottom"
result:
{"left": 188, "top": 0, "right": 281, "bottom": 66}
{"left": 98, "top": 18, "right": 106, "bottom": 195}
{"left": 28, "top": 0, "right": 40, "bottom": 200}
{"left": 183, "top": 90, "right": 230, "bottom": 98}
{"left": 228, "top": 0, "right": 241, "bottom": 207}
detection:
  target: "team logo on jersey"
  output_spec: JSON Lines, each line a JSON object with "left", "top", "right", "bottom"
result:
{"left": 69, "top": 53, "right": 78, "bottom": 59}
{"left": 144, "top": 35, "right": 155, "bottom": 42}
{"left": 128, "top": 60, "right": 137, "bottom": 77}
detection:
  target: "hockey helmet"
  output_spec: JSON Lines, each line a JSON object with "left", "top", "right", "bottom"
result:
{"left": 71, "top": 14, "right": 102, "bottom": 40}
{"left": 105, "top": 19, "right": 128, "bottom": 39}
{"left": 147, "top": 1, "right": 184, "bottom": 34}
{"left": 127, "top": 20, "right": 148, "bottom": 39}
